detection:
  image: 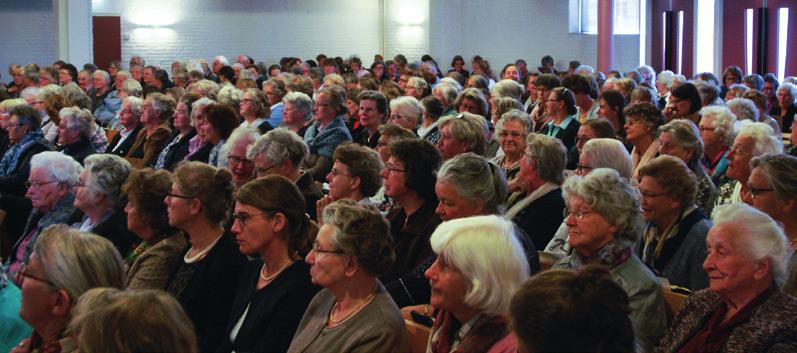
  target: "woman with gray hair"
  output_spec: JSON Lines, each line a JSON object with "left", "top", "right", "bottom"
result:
{"left": 746, "top": 154, "right": 797, "bottom": 295}
{"left": 436, "top": 112, "right": 488, "bottom": 159}
{"left": 57, "top": 107, "right": 96, "bottom": 165}
{"left": 388, "top": 96, "right": 423, "bottom": 132}
{"left": 126, "top": 92, "right": 175, "bottom": 168}
{"left": 772, "top": 82, "right": 796, "bottom": 132}
{"left": 282, "top": 91, "right": 314, "bottom": 137}
{"left": 239, "top": 88, "right": 272, "bottom": 134}
{"left": 68, "top": 154, "right": 137, "bottom": 257}
{"left": 304, "top": 86, "right": 352, "bottom": 182}
{"left": 12, "top": 224, "right": 124, "bottom": 353}
{"left": 492, "top": 109, "right": 531, "bottom": 180}
{"left": 657, "top": 204, "right": 797, "bottom": 352}
{"left": 506, "top": 133, "right": 567, "bottom": 250}
{"left": 91, "top": 69, "right": 122, "bottom": 126}
{"left": 554, "top": 169, "right": 666, "bottom": 351}
{"left": 404, "top": 76, "right": 428, "bottom": 100}
{"left": 423, "top": 215, "right": 530, "bottom": 353}
{"left": 698, "top": 106, "right": 737, "bottom": 184}
{"left": 288, "top": 200, "right": 410, "bottom": 353}
{"left": 248, "top": 128, "right": 323, "bottom": 220}
{"left": 658, "top": 119, "right": 716, "bottom": 214}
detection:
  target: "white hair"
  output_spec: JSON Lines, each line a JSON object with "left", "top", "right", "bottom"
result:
{"left": 223, "top": 127, "right": 259, "bottom": 159}
{"left": 736, "top": 121, "right": 783, "bottom": 156}
{"left": 82, "top": 154, "right": 132, "bottom": 207}
{"left": 438, "top": 77, "right": 463, "bottom": 92}
{"left": 37, "top": 84, "right": 63, "bottom": 101}
{"left": 699, "top": 106, "right": 737, "bottom": 146}
{"left": 390, "top": 96, "right": 423, "bottom": 127}
{"left": 407, "top": 76, "right": 429, "bottom": 91}
{"left": 668, "top": 74, "right": 688, "bottom": 90}
{"left": 213, "top": 55, "right": 229, "bottom": 66}
{"left": 247, "top": 127, "right": 309, "bottom": 167}
{"left": 575, "top": 64, "right": 595, "bottom": 76}
{"left": 656, "top": 70, "right": 675, "bottom": 87}
{"left": 430, "top": 215, "right": 529, "bottom": 316}
{"left": 712, "top": 203, "right": 789, "bottom": 285}
{"left": 20, "top": 87, "right": 40, "bottom": 102}
{"left": 59, "top": 107, "right": 96, "bottom": 138}
{"left": 581, "top": 138, "right": 633, "bottom": 179}
{"left": 217, "top": 85, "right": 243, "bottom": 106}
{"left": 491, "top": 79, "right": 524, "bottom": 100}
{"left": 777, "top": 82, "right": 797, "bottom": 104}
{"left": 433, "top": 83, "right": 460, "bottom": 106}
{"left": 93, "top": 70, "right": 112, "bottom": 85}
{"left": 726, "top": 97, "right": 759, "bottom": 122}
{"left": 120, "top": 79, "right": 143, "bottom": 97}
{"left": 30, "top": 151, "right": 82, "bottom": 185}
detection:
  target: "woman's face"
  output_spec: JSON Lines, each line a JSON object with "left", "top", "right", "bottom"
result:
{"left": 58, "top": 69, "right": 73, "bottom": 85}
{"left": 623, "top": 116, "right": 652, "bottom": 143}
{"left": 165, "top": 183, "right": 195, "bottom": 229}
{"left": 326, "top": 161, "right": 356, "bottom": 201}
{"left": 346, "top": 99, "right": 359, "bottom": 118}
{"left": 425, "top": 255, "right": 470, "bottom": 314}
{"left": 173, "top": 102, "right": 191, "bottom": 131}
{"left": 498, "top": 119, "right": 526, "bottom": 157}
{"left": 92, "top": 74, "right": 107, "bottom": 91}
{"left": 283, "top": 103, "right": 304, "bottom": 128}
{"left": 231, "top": 202, "right": 275, "bottom": 256}
{"left": 669, "top": 96, "right": 693, "bottom": 117}
{"left": 124, "top": 196, "right": 152, "bottom": 241}
{"left": 545, "top": 92, "right": 563, "bottom": 115}
{"left": 78, "top": 72, "right": 92, "bottom": 90}
{"left": 777, "top": 89, "right": 793, "bottom": 108}
{"left": 698, "top": 116, "right": 721, "bottom": 149}
{"left": 379, "top": 156, "right": 410, "bottom": 199}
{"left": 703, "top": 224, "right": 764, "bottom": 299}
{"left": 658, "top": 131, "right": 693, "bottom": 163}
{"left": 73, "top": 170, "right": 99, "bottom": 213}
{"left": 373, "top": 63, "right": 385, "bottom": 76}
{"left": 305, "top": 224, "right": 348, "bottom": 288}
{"left": 239, "top": 92, "right": 258, "bottom": 117}
{"left": 724, "top": 73, "right": 739, "bottom": 87}
{"left": 192, "top": 107, "right": 207, "bottom": 141}
{"left": 18, "top": 254, "right": 62, "bottom": 331}
{"left": 458, "top": 98, "right": 481, "bottom": 115}
{"left": 639, "top": 176, "right": 681, "bottom": 224}
{"left": 503, "top": 65, "right": 519, "bottom": 82}
{"left": 435, "top": 180, "right": 485, "bottom": 221}
{"left": 565, "top": 195, "right": 618, "bottom": 257}
{"left": 598, "top": 99, "right": 618, "bottom": 121}
{"left": 313, "top": 92, "right": 338, "bottom": 124}
{"left": 437, "top": 123, "right": 469, "bottom": 160}
{"left": 575, "top": 125, "right": 597, "bottom": 154}
{"left": 453, "top": 60, "right": 464, "bottom": 71}
{"left": 202, "top": 119, "right": 221, "bottom": 144}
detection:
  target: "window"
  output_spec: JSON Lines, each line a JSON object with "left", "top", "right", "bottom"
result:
{"left": 574, "top": 0, "right": 640, "bottom": 35}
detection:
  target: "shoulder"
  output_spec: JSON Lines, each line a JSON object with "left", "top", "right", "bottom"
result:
{"left": 611, "top": 255, "right": 661, "bottom": 293}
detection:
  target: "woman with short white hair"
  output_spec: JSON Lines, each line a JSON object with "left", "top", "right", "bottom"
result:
{"left": 282, "top": 91, "right": 314, "bottom": 137}
{"left": 490, "top": 79, "right": 524, "bottom": 100}
{"left": 658, "top": 119, "right": 716, "bottom": 214}
{"left": 69, "top": 154, "right": 137, "bottom": 257}
{"left": 772, "top": 82, "right": 797, "bottom": 132}
{"left": 436, "top": 112, "right": 488, "bottom": 159}
{"left": 699, "top": 106, "right": 737, "bottom": 184}
{"left": 405, "top": 76, "right": 428, "bottom": 100}
{"left": 388, "top": 96, "right": 423, "bottom": 132}
{"left": 425, "top": 215, "right": 530, "bottom": 353}
{"left": 657, "top": 204, "right": 797, "bottom": 352}
{"left": 57, "top": 107, "right": 96, "bottom": 165}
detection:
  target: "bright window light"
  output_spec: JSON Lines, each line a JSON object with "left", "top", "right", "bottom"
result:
{"left": 777, "top": 8, "right": 789, "bottom": 82}
{"left": 677, "top": 11, "right": 684, "bottom": 74}
{"left": 695, "top": 0, "right": 715, "bottom": 73}
{"left": 746, "top": 9, "right": 754, "bottom": 75}
{"left": 639, "top": 0, "right": 647, "bottom": 66}
{"left": 662, "top": 11, "right": 667, "bottom": 67}
{"left": 580, "top": 0, "right": 640, "bottom": 34}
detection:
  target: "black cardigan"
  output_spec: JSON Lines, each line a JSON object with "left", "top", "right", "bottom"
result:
{"left": 218, "top": 260, "right": 320, "bottom": 353}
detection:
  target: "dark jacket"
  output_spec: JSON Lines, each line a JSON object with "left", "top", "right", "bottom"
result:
{"left": 68, "top": 207, "right": 138, "bottom": 257}
{"left": 541, "top": 116, "right": 580, "bottom": 152}
{"left": 381, "top": 199, "right": 441, "bottom": 284}
{"left": 160, "top": 129, "right": 197, "bottom": 171}
{"left": 510, "top": 188, "right": 565, "bottom": 250}
{"left": 105, "top": 125, "right": 143, "bottom": 157}
{"left": 187, "top": 142, "right": 213, "bottom": 164}
{"left": 0, "top": 136, "right": 51, "bottom": 197}
{"left": 166, "top": 232, "right": 246, "bottom": 353}
{"left": 295, "top": 172, "right": 323, "bottom": 221}
{"left": 59, "top": 137, "right": 95, "bottom": 165}
{"left": 218, "top": 260, "right": 320, "bottom": 353}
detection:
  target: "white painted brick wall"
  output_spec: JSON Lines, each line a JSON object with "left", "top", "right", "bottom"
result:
{"left": 0, "top": 1, "right": 56, "bottom": 80}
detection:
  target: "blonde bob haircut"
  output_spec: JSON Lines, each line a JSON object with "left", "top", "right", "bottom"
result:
{"left": 430, "top": 215, "right": 530, "bottom": 316}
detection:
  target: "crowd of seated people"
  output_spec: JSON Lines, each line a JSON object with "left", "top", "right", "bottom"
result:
{"left": 1, "top": 52, "right": 797, "bottom": 353}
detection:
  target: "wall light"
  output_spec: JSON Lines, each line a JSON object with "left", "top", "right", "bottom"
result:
{"left": 745, "top": 8, "right": 754, "bottom": 75}
{"left": 695, "top": 0, "right": 715, "bottom": 73}
{"left": 677, "top": 11, "right": 683, "bottom": 74}
{"left": 777, "top": 8, "right": 789, "bottom": 82}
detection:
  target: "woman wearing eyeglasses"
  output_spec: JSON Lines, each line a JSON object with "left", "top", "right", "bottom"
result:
{"left": 287, "top": 200, "right": 410, "bottom": 353}
{"left": 220, "top": 176, "right": 320, "bottom": 353}
{"left": 554, "top": 168, "right": 666, "bottom": 352}
{"left": 163, "top": 161, "right": 246, "bottom": 353}
{"left": 541, "top": 87, "right": 580, "bottom": 151}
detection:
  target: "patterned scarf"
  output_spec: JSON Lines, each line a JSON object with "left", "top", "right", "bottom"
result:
{"left": 558, "top": 237, "right": 635, "bottom": 270}
{"left": 0, "top": 130, "right": 44, "bottom": 177}
{"left": 430, "top": 311, "right": 508, "bottom": 353}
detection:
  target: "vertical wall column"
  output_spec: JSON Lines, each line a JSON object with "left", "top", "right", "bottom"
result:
{"left": 597, "top": 0, "right": 614, "bottom": 72}
{"left": 54, "top": 0, "right": 93, "bottom": 66}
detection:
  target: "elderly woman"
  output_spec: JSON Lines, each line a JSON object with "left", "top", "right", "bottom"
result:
{"left": 638, "top": 156, "right": 711, "bottom": 291}
{"left": 492, "top": 109, "right": 531, "bottom": 180}
{"left": 727, "top": 97, "right": 782, "bottom": 135}
{"left": 91, "top": 70, "right": 121, "bottom": 126}
{"left": 0, "top": 105, "right": 50, "bottom": 198}
{"left": 568, "top": 118, "right": 616, "bottom": 171}
{"left": 69, "top": 154, "right": 136, "bottom": 256}
{"left": 425, "top": 215, "right": 529, "bottom": 353}
{"left": 153, "top": 94, "right": 199, "bottom": 170}
{"left": 658, "top": 119, "right": 716, "bottom": 213}
{"left": 304, "top": 86, "right": 353, "bottom": 181}
{"left": 624, "top": 102, "right": 665, "bottom": 180}
{"left": 239, "top": 88, "right": 272, "bottom": 133}
{"left": 506, "top": 133, "right": 566, "bottom": 250}
{"left": 436, "top": 112, "right": 487, "bottom": 159}
{"left": 56, "top": 107, "right": 96, "bottom": 165}
{"left": 699, "top": 106, "right": 737, "bottom": 185}
{"left": 106, "top": 96, "right": 144, "bottom": 157}
{"left": 353, "top": 90, "right": 387, "bottom": 148}
{"left": 163, "top": 161, "right": 246, "bottom": 352}
{"left": 657, "top": 204, "right": 797, "bottom": 352}
{"left": 11, "top": 225, "right": 124, "bottom": 353}
{"left": 772, "top": 82, "right": 797, "bottom": 132}
{"left": 224, "top": 127, "right": 259, "bottom": 189}
{"left": 541, "top": 87, "right": 580, "bottom": 151}
{"left": 288, "top": 200, "right": 410, "bottom": 353}
{"left": 418, "top": 95, "right": 444, "bottom": 144}
{"left": 454, "top": 87, "right": 490, "bottom": 119}
{"left": 263, "top": 78, "right": 287, "bottom": 127}
{"left": 510, "top": 266, "right": 636, "bottom": 353}
{"left": 223, "top": 176, "right": 320, "bottom": 353}
{"left": 39, "top": 93, "right": 68, "bottom": 144}
{"left": 202, "top": 103, "right": 240, "bottom": 167}
{"left": 554, "top": 169, "right": 666, "bottom": 351}
{"left": 282, "top": 91, "right": 314, "bottom": 137}
{"left": 4, "top": 152, "right": 80, "bottom": 278}
{"left": 545, "top": 138, "right": 633, "bottom": 256}
{"left": 107, "top": 78, "right": 143, "bottom": 129}
{"left": 318, "top": 142, "right": 382, "bottom": 209}
{"left": 746, "top": 154, "right": 797, "bottom": 295}
{"left": 248, "top": 128, "right": 323, "bottom": 220}
{"left": 185, "top": 97, "right": 215, "bottom": 163}
{"left": 664, "top": 83, "right": 702, "bottom": 123}
{"left": 405, "top": 76, "right": 429, "bottom": 100}
{"left": 389, "top": 96, "right": 423, "bottom": 132}
{"left": 122, "top": 168, "right": 185, "bottom": 290}
{"left": 126, "top": 92, "right": 174, "bottom": 168}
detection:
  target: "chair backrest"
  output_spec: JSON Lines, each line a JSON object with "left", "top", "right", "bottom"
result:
{"left": 405, "top": 319, "right": 431, "bottom": 353}
{"left": 662, "top": 288, "right": 689, "bottom": 324}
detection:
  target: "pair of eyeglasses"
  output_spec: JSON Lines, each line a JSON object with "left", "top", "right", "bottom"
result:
{"left": 232, "top": 210, "right": 276, "bottom": 227}
{"left": 15, "top": 264, "right": 57, "bottom": 288}
{"left": 25, "top": 180, "right": 60, "bottom": 189}
{"left": 747, "top": 185, "right": 774, "bottom": 198}
{"left": 166, "top": 192, "right": 195, "bottom": 200}
{"left": 311, "top": 240, "right": 345, "bottom": 255}
{"left": 574, "top": 164, "right": 593, "bottom": 176}
{"left": 227, "top": 156, "right": 252, "bottom": 165}
{"left": 563, "top": 207, "right": 592, "bottom": 221}
{"left": 384, "top": 163, "right": 405, "bottom": 174}
{"left": 256, "top": 164, "right": 277, "bottom": 176}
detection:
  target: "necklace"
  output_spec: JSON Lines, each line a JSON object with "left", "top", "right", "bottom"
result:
{"left": 328, "top": 282, "right": 379, "bottom": 327}
{"left": 183, "top": 233, "right": 223, "bottom": 263}
{"left": 259, "top": 260, "right": 295, "bottom": 283}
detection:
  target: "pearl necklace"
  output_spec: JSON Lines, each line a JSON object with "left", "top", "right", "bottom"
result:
{"left": 327, "top": 282, "right": 379, "bottom": 327}
{"left": 259, "top": 260, "right": 295, "bottom": 283}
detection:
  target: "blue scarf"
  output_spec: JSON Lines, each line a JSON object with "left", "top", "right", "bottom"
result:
{"left": 0, "top": 130, "right": 45, "bottom": 177}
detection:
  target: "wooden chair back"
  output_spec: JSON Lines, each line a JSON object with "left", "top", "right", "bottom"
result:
{"left": 405, "top": 319, "right": 431, "bottom": 353}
